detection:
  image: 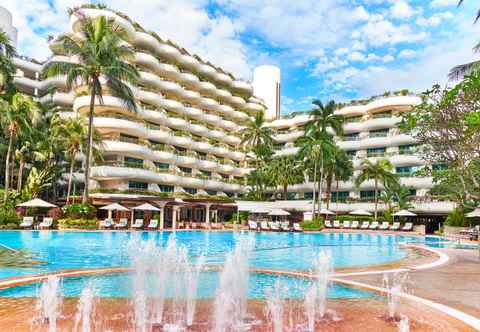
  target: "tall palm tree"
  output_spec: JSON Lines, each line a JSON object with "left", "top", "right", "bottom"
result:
{"left": 0, "top": 93, "right": 36, "bottom": 201}
{"left": 43, "top": 15, "right": 139, "bottom": 203}
{"left": 355, "top": 159, "right": 399, "bottom": 221}
{"left": 240, "top": 111, "right": 275, "bottom": 168}
{"left": 0, "top": 29, "right": 16, "bottom": 95}
{"left": 305, "top": 100, "right": 344, "bottom": 136}
{"left": 327, "top": 149, "right": 353, "bottom": 210}
{"left": 449, "top": 1, "right": 480, "bottom": 79}
{"left": 267, "top": 155, "right": 303, "bottom": 199}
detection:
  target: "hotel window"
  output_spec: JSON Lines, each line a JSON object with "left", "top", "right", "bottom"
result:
{"left": 128, "top": 181, "right": 148, "bottom": 190}
{"left": 399, "top": 144, "right": 417, "bottom": 155}
{"left": 219, "top": 173, "right": 229, "bottom": 179}
{"left": 331, "top": 191, "right": 349, "bottom": 202}
{"left": 367, "top": 147, "right": 386, "bottom": 157}
{"left": 225, "top": 192, "right": 235, "bottom": 198}
{"left": 409, "top": 189, "right": 417, "bottom": 197}
{"left": 159, "top": 185, "right": 174, "bottom": 193}
{"left": 179, "top": 167, "right": 192, "bottom": 174}
{"left": 344, "top": 133, "right": 359, "bottom": 141}
{"left": 369, "top": 129, "right": 389, "bottom": 138}
{"left": 124, "top": 156, "right": 143, "bottom": 168}
{"left": 346, "top": 150, "right": 357, "bottom": 159}
{"left": 154, "top": 162, "right": 169, "bottom": 170}
{"left": 206, "top": 190, "right": 217, "bottom": 196}
{"left": 287, "top": 192, "right": 296, "bottom": 200}
{"left": 396, "top": 166, "right": 413, "bottom": 176}
{"left": 201, "top": 170, "right": 212, "bottom": 177}
{"left": 432, "top": 164, "right": 448, "bottom": 171}
{"left": 345, "top": 115, "right": 362, "bottom": 123}
{"left": 120, "top": 133, "right": 139, "bottom": 144}
{"left": 370, "top": 110, "right": 392, "bottom": 119}
{"left": 184, "top": 187, "right": 197, "bottom": 195}
{"left": 304, "top": 192, "right": 313, "bottom": 199}
{"left": 360, "top": 191, "right": 376, "bottom": 199}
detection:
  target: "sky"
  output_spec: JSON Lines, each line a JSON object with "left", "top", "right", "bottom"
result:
{"left": 3, "top": 0, "right": 480, "bottom": 114}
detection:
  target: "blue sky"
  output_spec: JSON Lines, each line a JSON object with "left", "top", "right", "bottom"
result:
{"left": 3, "top": 0, "right": 480, "bottom": 114}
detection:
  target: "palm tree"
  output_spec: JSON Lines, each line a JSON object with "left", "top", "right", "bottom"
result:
{"left": 305, "top": 100, "right": 344, "bottom": 136}
{"left": 354, "top": 159, "right": 399, "bottom": 221}
{"left": 449, "top": 1, "right": 480, "bottom": 79}
{"left": 240, "top": 111, "right": 275, "bottom": 167}
{"left": 0, "top": 29, "right": 16, "bottom": 95}
{"left": 328, "top": 149, "right": 353, "bottom": 210}
{"left": 267, "top": 155, "right": 303, "bottom": 199}
{"left": 42, "top": 15, "right": 139, "bottom": 203}
{"left": 0, "top": 93, "right": 36, "bottom": 201}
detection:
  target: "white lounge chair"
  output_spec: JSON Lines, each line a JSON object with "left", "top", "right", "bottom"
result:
{"left": 20, "top": 216, "right": 34, "bottom": 229}
{"left": 390, "top": 222, "right": 400, "bottom": 231}
{"left": 260, "top": 221, "right": 270, "bottom": 231}
{"left": 100, "top": 218, "right": 113, "bottom": 229}
{"left": 402, "top": 222, "right": 413, "bottom": 231}
{"left": 147, "top": 219, "right": 158, "bottom": 230}
{"left": 343, "top": 220, "right": 351, "bottom": 229}
{"left": 293, "top": 223, "right": 303, "bottom": 232}
{"left": 350, "top": 220, "right": 359, "bottom": 229}
{"left": 248, "top": 220, "right": 258, "bottom": 231}
{"left": 333, "top": 220, "right": 341, "bottom": 228}
{"left": 131, "top": 219, "right": 144, "bottom": 229}
{"left": 379, "top": 222, "right": 389, "bottom": 230}
{"left": 360, "top": 221, "right": 370, "bottom": 229}
{"left": 281, "top": 221, "right": 291, "bottom": 232}
{"left": 114, "top": 218, "right": 128, "bottom": 229}
{"left": 38, "top": 217, "right": 53, "bottom": 229}
{"left": 324, "top": 220, "right": 333, "bottom": 228}
{"left": 269, "top": 221, "right": 280, "bottom": 231}
{"left": 369, "top": 221, "right": 379, "bottom": 230}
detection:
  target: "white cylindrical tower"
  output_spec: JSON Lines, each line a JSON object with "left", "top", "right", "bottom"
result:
{"left": 252, "top": 65, "right": 281, "bottom": 120}
{"left": 0, "top": 6, "right": 17, "bottom": 47}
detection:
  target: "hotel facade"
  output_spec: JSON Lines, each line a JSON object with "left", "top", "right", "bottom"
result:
{"left": 1, "top": 6, "right": 455, "bottom": 226}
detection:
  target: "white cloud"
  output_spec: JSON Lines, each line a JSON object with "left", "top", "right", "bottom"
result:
{"left": 430, "top": 0, "right": 457, "bottom": 8}
{"left": 348, "top": 51, "right": 366, "bottom": 62}
{"left": 382, "top": 54, "right": 395, "bottom": 62}
{"left": 399, "top": 49, "right": 417, "bottom": 58}
{"left": 390, "top": 1, "right": 419, "bottom": 20}
{"left": 416, "top": 12, "right": 453, "bottom": 26}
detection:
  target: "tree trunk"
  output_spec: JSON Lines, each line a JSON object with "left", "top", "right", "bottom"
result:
{"left": 3, "top": 133, "right": 13, "bottom": 201}
{"left": 335, "top": 179, "right": 339, "bottom": 217}
{"left": 326, "top": 173, "right": 333, "bottom": 210}
{"left": 311, "top": 160, "right": 317, "bottom": 216}
{"left": 16, "top": 157, "right": 25, "bottom": 192}
{"left": 66, "top": 157, "right": 75, "bottom": 204}
{"left": 318, "top": 151, "right": 324, "bottom": 214}
{"left": 83, "top": 89, "right": 96, "bottom": 204}
{"left": 283, "top": 184, "right": 288, "bottom": 200}
{"left": 374, "top": 177, "right": 378, "bottom": 221}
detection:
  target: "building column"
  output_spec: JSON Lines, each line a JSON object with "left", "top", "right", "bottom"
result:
{"left": 172, "top": 206, "right": 179, "bottom": 230}
{"left": 205, "top": 204, "right": 212, "bottom": 228}
{"left": 159, "top": 208, "right": 165, "bottom": 230}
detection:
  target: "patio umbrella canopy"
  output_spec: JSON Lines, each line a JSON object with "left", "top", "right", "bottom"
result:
{"left": 349, "top": 209, "right": 372, "bottom": 216}
{"left": 132, "top": 203, "right": 160, "bottom": 211}
{"left": 268, "top": 209, "right": 290, "bottom": 216}
{"left": 466, "top": 207, "right": 480, "bottom": 218}
{"left": 17, "top": 198, "right": 57, "bottom": 208}
{"left": 250, "top": 208, "right": 271, "bottom": 214}
{"left": 319, "top": 208, "right": 334, "bottom": 215}
{"left": 99, "top": 203, "right": 130, "bottom": 211}
{"left": 392, "top": 209, "right": 417, "bottom": 217}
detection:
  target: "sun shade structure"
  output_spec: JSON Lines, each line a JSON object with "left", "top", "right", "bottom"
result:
{"left": 132, "top": 203, "right": 161, "bottom": 211}
{"left": 250, "top": 207, "right": 271, "bottom": 214}
{"left": 392, "top": 209, "right": 417, "bottom": 217}
{"left": 268, "top": 209, "right": 290, "bottom": 216}
{"left": 17, "top": 198, "right": 57, "bottom": 208}
{"left": 319, "top": 209, "right": 335, "bottom": 215}
{"left": 99, "top": 203, "right": 130, "bottom": 211}
{"left": 349, "top": 209, "right": 372, "bottom": 216}
{"left": 466, "top": 207, "right": 480, "bottom": 218}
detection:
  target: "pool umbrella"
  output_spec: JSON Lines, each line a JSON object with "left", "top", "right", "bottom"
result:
{"left": 466, "top": 207, "right": 480, "bottom": 218}
{"left": 349, "top": 209, "right": 372, "bottom": 216}
{"left": 17, "top": 198, "right": 57, "bottom": 208}
{"left": 392, "top": 209, "right": 417, "bottom": 217}
{"left": 99, "top": 203, "right": 129, "bottom": 219}
{"left": 250, "top": 207, "right": 270, "bottom": 214}
{"left": 319, "top": 208, "right": 335, "bottom": 215}
{"left": 132, "top": 203, "right": 160, "bottom": 211}
{"left": 268, "top": 209, "right": 290, "bottom": 216}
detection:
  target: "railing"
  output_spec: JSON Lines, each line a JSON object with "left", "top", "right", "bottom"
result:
{"left": 343, "top": 136, "right": 359, "bottom": 141}
{"left": 368, "top": 132, "right": 389, "bottom": 138}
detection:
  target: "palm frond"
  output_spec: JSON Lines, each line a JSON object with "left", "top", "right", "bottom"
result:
{"left": 448, "top": 60, "right": 480, "bottom": 80}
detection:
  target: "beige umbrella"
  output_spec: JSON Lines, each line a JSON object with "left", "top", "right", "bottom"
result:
{"left": 319, "top": 208, "right": 335, "bottom": 215}
{"left": 268, "top": 209, "right": 290, "bottom": 216}
{"left": 17, "top": 198, "right": 57, "bottom": 208}
{"left": 392, "top": 209, "right": 417, "bottom": 217}
{"left": 99, "top": 203, "right": 129, "bottom": 219}
{"left": 132, "top": 203, "right": 160, "bottom": 211}
{"left": 349, "top": 209, "right": 372, "bottom": 216}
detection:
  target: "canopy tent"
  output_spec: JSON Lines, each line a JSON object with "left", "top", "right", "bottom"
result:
{"left": 392, "top": 209, "right": 417, "bottom": 217}
{"left": 17, "top": 198, "right": 57, "bottom": 208}
{"left": 319, "top": 208, "right": 335, "bottom": 215}
{"left": 250, "top": 207, "right": 271, "bottom": 214}
{"left": 349, "top": 209, "right": 372, "bottom": 216}
{"left": 466, "top": 208, "right": 480, "bottom": 218}
{"left": 132, "top": 203, "right": 161, "bottom": 211}
{"left": 99, "top": 203, "right": 130, "bottom": 211}
{"left": 268, "top": 209, "right": 290, "bottom": 216}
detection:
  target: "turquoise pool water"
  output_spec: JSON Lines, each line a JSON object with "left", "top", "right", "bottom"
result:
{"left": 0, "top": 272, "right": 374, "bottom": 299}
{"left": 0, "top": 230, "right": 430, "bottom": 280}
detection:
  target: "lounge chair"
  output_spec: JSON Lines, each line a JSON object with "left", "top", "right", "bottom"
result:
{"left": 293, "top": 223, "right": 303, "bottom": 232}
{"left": 38, "top": 217, "right": 53, "bottom": 229}
{"left": 281, "top": 221, "right": 291, "bottom": 232}
{"left": 350, "top": 220, "right": 359, "bottom": 229}
{"left": 324, "top": 220, "right": 333, "bottom": 228}
{"left": 131, "top": 219, "right": 144, "bottom": 230}
{"left": 248, "top": 220, "right": 258, "bottom": 231}
{"left": 114, "top": 218, "right": 128, "bottom": 229}
{"left": 333, "top": 220, "right": 341, "bottom": 228}
{"left": 260, "top": 221, "right": 270, "bottom": 231}
{"left": 360, "top": 221, "right": 370, "bottom": 229}
{"left": 343, "top": 220, "right": 351, "bottom": 229}
{"left": 147, "top": 219, "right": 159, "bottom": 230}
{"left": 100, "top": 218, "right": 113, "bottom": 229}
{"left": 369, "top": 221, "right": 379, "bottom": 230}
{"left": 269, "top": 221, "right": 280, "bottom": 231}
{"left": 20, "top": 216, "right": 34, "bottom": 229}
{"left": 390, "top": 222, "right": 400, "bottom": 231}
{"left": 401, "top": 222, "right": 413, "bottom": 231}
{"left": 379, "top": 222, "right": 389, "bottom": 230}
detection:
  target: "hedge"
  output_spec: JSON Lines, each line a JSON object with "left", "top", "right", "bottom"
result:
{"left": 301, "top": 218, "right": 324, "bottom": 231}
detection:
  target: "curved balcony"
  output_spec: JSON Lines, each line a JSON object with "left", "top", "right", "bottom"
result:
{"left": 274, "top": 130, "right": 304, "bottom": 143}
{"left": 13, "top": 57, "right": 42, "bottom": 73}
{"left": 40, "top": 92, "right": 74, "bottom": 106}
{"left": 362, "top": 117, "right": 400, "bottom": 131}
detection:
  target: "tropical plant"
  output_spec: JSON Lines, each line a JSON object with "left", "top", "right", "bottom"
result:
{"left": 43, "top": 14, "right": 139, "bottom": 203}
{"left": 0, "top": 29, "right": 16, "bottom": 96}
{"left": 267, "top": 155, "right": 303, "bottom": 199}
{"left": 240, "top": 111, "right": 275, "bottom": 167}
{"left": 325, "top": 148, "right": 353, "bottom": 209}
{"left": 305, "top": 100, "right": 344, "bottom": 136}
{"left": 354, "top": 159, "right": 399, "bottom": 221}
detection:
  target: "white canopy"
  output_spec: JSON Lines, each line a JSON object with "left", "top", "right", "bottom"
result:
{"left": 392, "top": 209, "right": 417, "bottom": 217}
{"left": 99, "top": 203, "right": 129, "bottom": 211}
{"left": 466, "top": 207, "right": 480, "bottom": 218}
{"left": 17, "top": 198, "right": 57, "bottom": 208}
{"left": 319, "top": 208, "right": 335, "bottom": 215}
{"left": 349, "top": 209, "right": 372, "bottom": 216}
{"left": 268, "top": 209, "right": 290, "bottom": 216}
{"left": 174, "top": 198, "right": 185, "bottom": 203}
{"left": 132, "top": 203, "right": 160, "bottom": 211}
{"left": 250, "top": 207, "right": 271, "bottom": 214}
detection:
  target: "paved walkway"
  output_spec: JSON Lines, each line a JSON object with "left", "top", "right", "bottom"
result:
{"left": 343, "top": 248, "right": 480, "bottom": 318}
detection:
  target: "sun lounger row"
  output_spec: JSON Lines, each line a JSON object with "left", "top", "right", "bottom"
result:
{"left": 248, "top": 221, "right": 302, "bottom": 232}
{"left": 19, "top": 217, "right": 54, "bottom": 229}
{"left": 100, "top": 218, "right": 159, "bottom": 230}
{"left": 325, "top": 220, "right": 413, "bottom": 231}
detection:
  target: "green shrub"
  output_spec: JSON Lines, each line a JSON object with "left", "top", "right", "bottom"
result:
{"left": 58, "top": 218, "right": 98, "bottom": 229}
{"left": 0, "top": 208, "right": 20, "bottom": 226}
{"left": 301, "top": 218, "right": 324, "bottom": 231}
{"left": 336, "top": 215, "right": 373, "bottom": 222}
{"left": 62, "top": 203, "right": 96, "bottom": 219}
{"left": 228, "top": 211, "right": 249, "bottom": 223}
{"left": 445, "top": 208, "right": 468, "bottom": 227}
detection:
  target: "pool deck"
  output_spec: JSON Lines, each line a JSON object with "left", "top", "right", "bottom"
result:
{"left": 342, "top": 247, "right": 480, "bottom": 319}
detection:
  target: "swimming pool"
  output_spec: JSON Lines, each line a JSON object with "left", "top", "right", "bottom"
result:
{"left": 0, "top": 230, "right": 430, "bottom": 280}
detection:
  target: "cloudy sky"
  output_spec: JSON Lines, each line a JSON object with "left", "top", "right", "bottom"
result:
{"left": 3, "top": 0, "right": 480, "bottom": 114}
